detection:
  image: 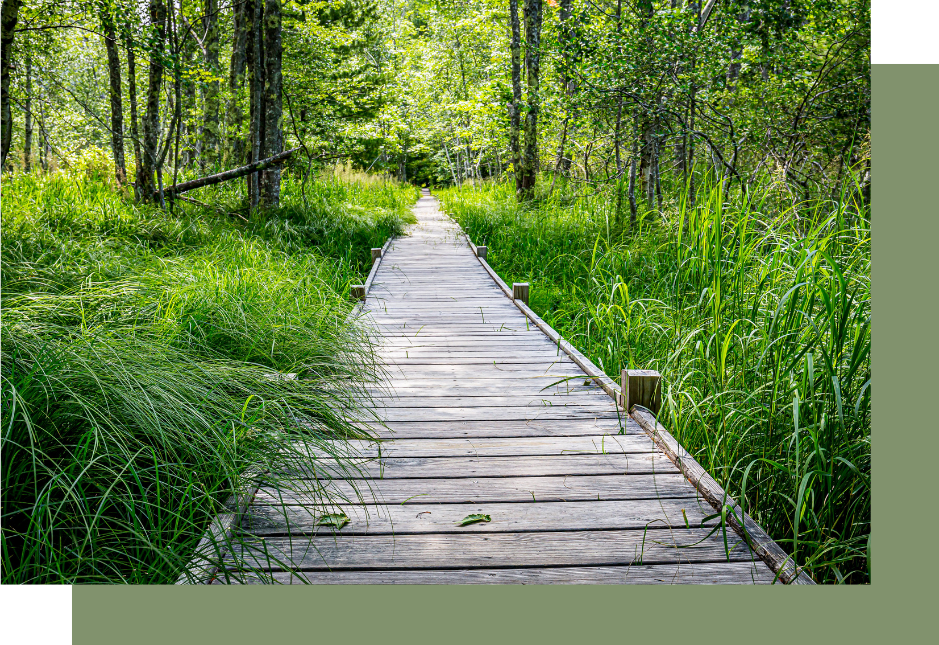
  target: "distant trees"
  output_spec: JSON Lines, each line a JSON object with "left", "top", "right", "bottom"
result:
{"left": 370, "top": 0, "right": 869, "bottom": 208}
{"left": 0, "top": 0, "right": 871, "bottom": 208}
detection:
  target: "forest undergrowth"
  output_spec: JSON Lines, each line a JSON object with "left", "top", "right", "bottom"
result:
{"left": 1, "top": 166, "right": 417, "bottom": 583}
{"left": 440, "top": 176, "right": 871, "bottom": 584}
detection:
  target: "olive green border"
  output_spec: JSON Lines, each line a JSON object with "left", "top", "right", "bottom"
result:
{"left": 71, "top": 64, "right": 934, "bottom": 644}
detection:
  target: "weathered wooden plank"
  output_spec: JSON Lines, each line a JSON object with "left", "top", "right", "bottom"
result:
{"left": 365, "top": 418, "right": 634, "bottom": 439}
{"left": 368, "top": 386, "right": 606, "bottom": 396}
{"left": 365, "top": 406, "right": 623, "bottom": 422}
{"left": 368, "top": 303, "right": 520, "bottom": 310}
{"left": 369, "top": 395, "right": 616, "bottom": 408}
{"left": 369, "top": 313, "right": 525, "bottom": 320}
{"left": 376, "top": 340, "right": 565, "bottom": 348}
{"left": 255, "top": 473, "right": 696, "bottom": 505}
{"left": 282, "top": 453, "right": 678, "bottom": 479}
{"left": 369, "top": 324, "right": 535, "bottom": 332}
{"left": 226, "top": 528, "right": 760, "bottom": 570}
{"left": 378, "top": 365, "right": 588, "bottom": 377}
{"left": 369, "top": 296, "right": 512, "bottom": 302}
{"left": 369, "top": 383, "right": 607, "bottom": 397}
{"left": 242, "top": 499, "right": 717, "bottom": 535}
{"left": 323, "top": 435, "right": 655, "bottom": 458}
{"left": 376, "top": 352, "right": 572, "bottom": 361}
{"left": 377, "top": 345, "right": 567, "bottom": 353}
{"left": 218, "top": 561, "right": 777, "bottom": 585}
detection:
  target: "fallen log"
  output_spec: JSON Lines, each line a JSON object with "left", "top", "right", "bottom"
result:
{"left": 154, "top": 147, "right": 300, "bottom": 200}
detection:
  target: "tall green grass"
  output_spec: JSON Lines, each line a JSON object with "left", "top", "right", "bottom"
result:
{"left": 1, "top": 170, "right": 417, "bottom": 583}
{"left": 440, "top": 179, "right": 871, "bottom": 584}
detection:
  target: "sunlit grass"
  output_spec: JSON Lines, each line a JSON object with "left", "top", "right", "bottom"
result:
{"left": 1, "top": 170, "right": 418, "bottom": 583}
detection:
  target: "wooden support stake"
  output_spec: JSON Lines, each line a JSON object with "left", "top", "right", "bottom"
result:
{"left": 512, "top": 282, "right": 529, "bottom": 305}
{"left": 476, "top": 245, "right": 487, "bottom": 260}
{"left": 621, "top": 369, "right": 661, "bottom": 413}
{"left": 351, "top": 285, "right": 366, "bottom": 301}
{"left": 371, "top": 248, "right": 383, "bottom": 263}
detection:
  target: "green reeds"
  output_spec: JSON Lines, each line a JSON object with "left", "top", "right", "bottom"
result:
{"left": 1, "top": 170, "right": 417, "bottom": 583}
{"left": 439, "top": 179, "right": 871, "bottom": 584}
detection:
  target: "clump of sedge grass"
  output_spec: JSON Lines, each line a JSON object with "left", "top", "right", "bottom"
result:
{"left": 1, "top": 170, "right": 416, "bottom": 583}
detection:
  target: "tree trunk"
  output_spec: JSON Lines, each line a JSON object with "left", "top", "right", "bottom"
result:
{"left": 101, "top": 15, "right": 126, "bottom": 183}
{"left": 613, "top": 93, "right": 623, "bottom": 177}
{"left": 519, "top": 0, "right": 542, "bottom": 200}
{"left": 688, "top": 82, "right": 696, "bottom": 208}
{"left": 442, "top": 139, "right": 458, "bottom": 185}
{"left": 628, "top": 122, "right": 638, "bottom": 229}
{"left": 508, "top": 0, "right": 522, "bottom": 195}
{"left": 38, "top": 83, "right": 48, "bottom": 170}
{"left": 140, "top": 0, "right": 166, "bottom": 202}
{"left": 687, "top": 1, "right": 700, "bottom": 208}
{"left": 643, "top": 124, "right": 654, "bottom": 207}
{"left": 248, "top": 0, "right": 264, "bottom": 208}
{"left": 23, "top": 54, "right": 30, "bottom": 172}
{"left": 178, "top": 4, "right": 197, "bottom": 167}
{"left": 654, "top": 135, "right": 663, "bottom": 211}
{"left": 126, "top": 34, "right": 143, "bottom": 196}
{"left": 1, "top": 0, "right": 21, "bottom": 169}
{"left": 200, "top": 0, "right": 220, "bottom": 169}
{"left": 226, "top": 0, "right": 249, "bottom": 165}
{"left": 554, "top": 0, "right": 579, "bottom": 179}
{"left": 259, "top": 0, "right": 282, "bottom": 208}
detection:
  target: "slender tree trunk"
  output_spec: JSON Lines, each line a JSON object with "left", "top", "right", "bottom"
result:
{"left": 226, "top": 0, "right": 249, "bottom": 165}
{"left": 554, "top": 0, "right": 575, "bottom": 176}
{"left": 443, "top": 139, "right": 458, "bottom": 185}
{"left": 140, "top": 0, "right": 166, "bottom": 202}
{"left": 23, "top": 54, "right": 30, "bottom": 172}
{"left": 1, "top": 0, "right": 22, "bottom": 169}
{"left": 201, "top": 0, "right": 220, "bottom": 169}
{"left": 644, "top": 125, "right": 654, "bottom": 207}
{"left": 248, "top": 0, "right": 264, "bottom": 208}
{"left": 508, "top": 0, "right": 522, "bottom": 195}
{"left": 654, "top": 136, "right": 664, "bottom": 211}
{"left": 613, "top": 94, "right": 623, "bottom": 176}
{"left": 168, "top": 0, "right": 182, "bottom": 196}
{"left": 126, "top": 34, "right": 143, "bottom": 196}
{"left": 178, "top": 4, "right": 196, "bottom": 167}
{"left": 39, "top": 84, "right": 48, "bottom": 170}
{"left": 259, "top": 0, "right": 282, "bottom": 207}
{"left": 101, "top": 16, "right": 126, "bottom": 183}
{"left": 688, "top": 83, "right": 696, "bottom": 208}
{"left": 628, "top": 118, "right": 638, "bottom": 228}
{"left": 519, "top": 0, "right": 542, "bottom": 200}
{"left": 687, "top": 2, "right": 700, "bottom": 208}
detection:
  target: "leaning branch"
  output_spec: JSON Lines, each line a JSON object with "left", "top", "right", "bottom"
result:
{"left": 155, "top": 147, "right": 300, "bottom": 199}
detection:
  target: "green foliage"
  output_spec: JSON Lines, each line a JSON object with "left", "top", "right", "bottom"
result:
{"left": 0, "top": 170, "right": 417, "bottom": 583}
{"left": 440, "top": 177, "right": 870, "bottom": 584}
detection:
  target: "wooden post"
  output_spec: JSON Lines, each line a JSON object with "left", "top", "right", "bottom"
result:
{"left": 351, "top": 285, "right": 366, "bottom": 301}
{"left": 512, "top": 282, "right": 529, "bottom": 305}
{"left": 476, "top": 245, "right": 488, "bottom": 260}
{"left": 371, "top": 248, "right": 383, "bottom": 263}
{"left": 621, "top": 369, "right": 661, "bottom": 413}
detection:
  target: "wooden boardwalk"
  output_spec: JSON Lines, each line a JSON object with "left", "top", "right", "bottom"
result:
{"left": 218, "top": 192, "right": 784, "bottom": 584}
